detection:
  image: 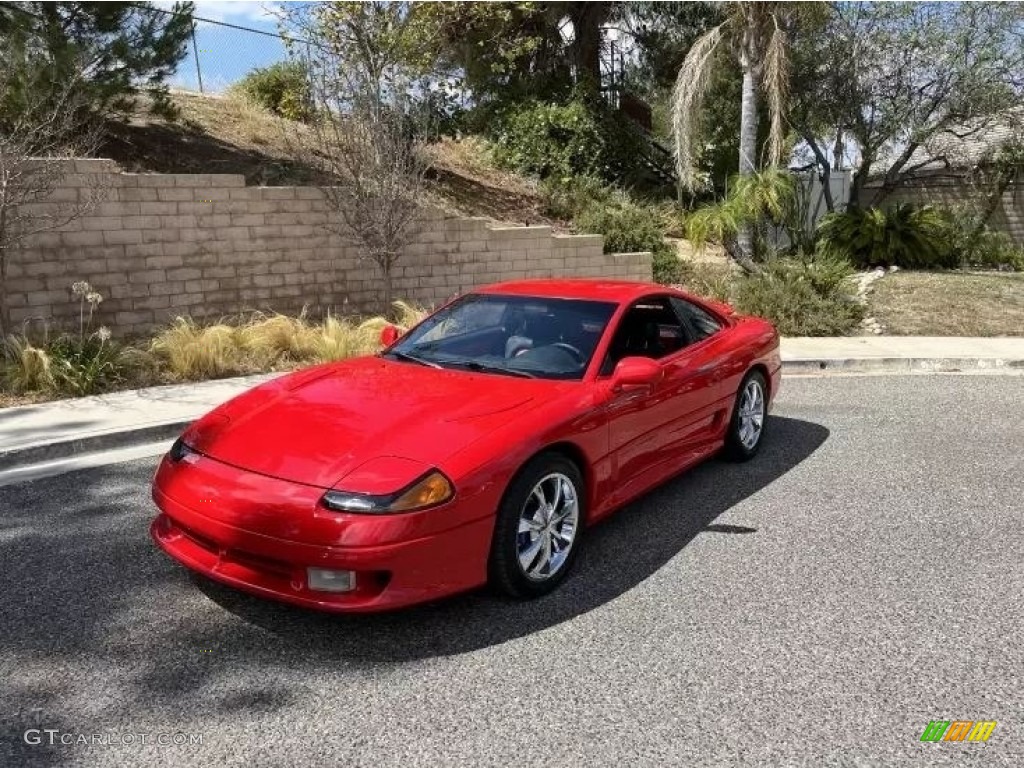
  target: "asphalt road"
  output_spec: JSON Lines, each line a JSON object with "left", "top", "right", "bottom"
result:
{"left": 1, "top": 374, "right": 1022, "bottom": 767}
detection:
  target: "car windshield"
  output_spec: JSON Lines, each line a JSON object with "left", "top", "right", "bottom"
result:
{"left": 384, "top": 293, "right": 618, "bottom": 380}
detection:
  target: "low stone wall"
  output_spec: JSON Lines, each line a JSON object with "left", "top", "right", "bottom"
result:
{"left": 6, "top": 160, "right": 651, "bottom": 336}
{"left": 863, "top": 177, "right": 1024, "bottom": 245}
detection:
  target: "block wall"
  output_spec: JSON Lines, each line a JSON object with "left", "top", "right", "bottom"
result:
{"left": 6, "top": 160, "right": 652, "bottom": 336}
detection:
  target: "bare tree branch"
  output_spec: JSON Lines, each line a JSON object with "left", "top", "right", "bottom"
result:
{"left": 281, "top": 2, "right": 431, "bottom": 316}
{"left": 0, "top": 43, "right": 108, "bottom": 336}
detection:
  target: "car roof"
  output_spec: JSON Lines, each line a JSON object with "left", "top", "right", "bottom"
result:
{"left": 475, "top": 278, "right": 666, "bottom": 304}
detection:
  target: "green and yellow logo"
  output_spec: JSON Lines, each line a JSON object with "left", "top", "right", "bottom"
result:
{"left": 920, "top": 720, "right": 997, "bottom": 742}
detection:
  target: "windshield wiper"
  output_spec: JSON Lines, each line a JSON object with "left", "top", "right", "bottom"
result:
{"left": 444, "top": 359, "right": 537, "bottom": 378}
{"left": 386, "top": 350, "right": 442, "bottom": 369}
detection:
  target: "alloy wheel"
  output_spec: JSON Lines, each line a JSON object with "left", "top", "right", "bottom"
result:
{"left": 737, "top": 378, "right": 765, "bottom": 450}
{"left": 517, "top": 473, "right": 579, "bottom": 581}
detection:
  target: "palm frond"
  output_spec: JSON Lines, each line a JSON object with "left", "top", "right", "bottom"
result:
{"left": 671, "top": 22, "right": 727, "bottom": 190}
{"left": 761, "top": 17, "right": 790, "bottom": 168}
{"left": 731, "top": 168, "right": 796, "bottom": 221}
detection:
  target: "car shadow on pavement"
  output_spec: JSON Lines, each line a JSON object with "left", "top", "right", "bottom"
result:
{"left": 198, "top": 415, "right": 829, "bottom": 662}
{"left": 0, "top": 415, "right": 827, "bottom": 767}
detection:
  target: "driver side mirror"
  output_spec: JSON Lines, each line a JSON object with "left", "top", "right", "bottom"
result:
{"left": 380, "top": 324, "right": 401, "bottom": 347}
{"left": 611, "top": 356, "right": 662, "bottom": 392}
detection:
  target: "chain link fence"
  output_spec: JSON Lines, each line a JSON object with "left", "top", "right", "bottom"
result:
{"left": 160, "top": 6, "right": 300, "bottom": 94}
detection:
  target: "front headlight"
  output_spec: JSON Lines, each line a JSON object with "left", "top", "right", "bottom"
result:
{"left": 168, "top": 437, "right": 193, "bottom": 462}
{"left": 321, "top": 470, "right": 454, "bottom": 514}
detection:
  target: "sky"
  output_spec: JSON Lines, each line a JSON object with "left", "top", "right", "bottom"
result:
{"left": 156, "top": 1, "right": 291, "bottom": 93}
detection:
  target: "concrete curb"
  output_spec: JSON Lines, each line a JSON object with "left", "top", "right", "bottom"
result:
{"left": 1, "top": 355, "right": 1022, "bottom": 475}
{"left": 782, "top": 357, "right": 1024, "bottom": 375}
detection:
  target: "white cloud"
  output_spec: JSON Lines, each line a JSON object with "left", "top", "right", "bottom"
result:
{"left": 154, "top": 1, "right": 281, "bottom": 26}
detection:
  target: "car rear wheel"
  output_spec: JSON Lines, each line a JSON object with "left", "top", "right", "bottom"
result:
{"left": 489, "top": 453, "right": 585, "bottom": 598}
{"left": 722, "top": 370, "right": 768, "bottom": 462}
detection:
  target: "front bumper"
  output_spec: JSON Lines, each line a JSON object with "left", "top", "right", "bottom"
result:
{"left": 150, "top": 455, "right": 495, "bottom": 612}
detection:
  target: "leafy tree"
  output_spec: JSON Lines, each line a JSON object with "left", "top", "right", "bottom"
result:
{"left": 789, "top": 2, "right": 1024, "bottom": 208}
{"left": 963, "top": 127, "right": 1024, "bottom": 249}
{"left": 622, "top": 1, "right": 724, "bottom": 95}
{"left": 671, "top": 2, "right": 800, "bottom": 269}
{"left": 399, "top": 2, "right": 624, "bottom": 118}
{"left": 388, "top": 2, "right": 564, "bottom": 112}
{"left": 0, "top": 1, "right": 194, "bottom": 119}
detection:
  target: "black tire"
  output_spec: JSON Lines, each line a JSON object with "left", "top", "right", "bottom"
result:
{"left": 488, "top": 452, "right": 585, "bottom": 599}
{"left": 722, "top": 370, "right": 769, "bottom": 462}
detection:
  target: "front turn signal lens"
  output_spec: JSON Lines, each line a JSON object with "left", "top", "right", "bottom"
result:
{"left": 320, "top": 470, "right": 455, "bottom": 515}
{"left": 388, "top": 471, "right": 454, "bottom": 511}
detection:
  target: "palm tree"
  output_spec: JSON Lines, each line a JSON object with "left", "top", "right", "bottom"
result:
{"left": 672, "top": 2, "right": 793, "bottom": 268}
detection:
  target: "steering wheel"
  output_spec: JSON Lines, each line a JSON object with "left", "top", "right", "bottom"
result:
{"left": 550, "top": 342, "right": 585, "bottom": 365}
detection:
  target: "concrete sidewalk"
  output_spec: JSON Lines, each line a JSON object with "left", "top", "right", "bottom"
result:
{"left": 1, "top": 337, "right": 1022, "bottom": 475}
{"left": 781, "top": 336, "right": 1024, "bottom": 374}
{"left": 0, "top": 374, "right": 279, "bottom": 472}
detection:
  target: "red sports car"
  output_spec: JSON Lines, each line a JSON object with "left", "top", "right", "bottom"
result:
{"left": 151, "top": 279, "right": 781, "bottom": 612}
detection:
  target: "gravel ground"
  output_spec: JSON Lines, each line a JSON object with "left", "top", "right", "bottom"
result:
{"left": 1, "top": 374, "right": 1021, "bottom": 767}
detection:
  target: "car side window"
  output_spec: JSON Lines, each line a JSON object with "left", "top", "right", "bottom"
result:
{"left": 601, "top": 296, "right": 691, "bottom": 375}
{"left": 671, "top": 297, "right": 722, "bottom": 343}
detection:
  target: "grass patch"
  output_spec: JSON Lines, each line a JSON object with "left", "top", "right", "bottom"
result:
{"left": 150, "top": 318, "right": 246, "bottom": 380}
{"left": 869, "top": 271, "right": 1024, "bottom": 336}
{"left": 1, "top": 336, "right": 55, "bottom": 394}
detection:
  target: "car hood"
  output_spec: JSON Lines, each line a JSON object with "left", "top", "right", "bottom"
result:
{"left": 192, "top": 356, "right": 567, "bottom": 489}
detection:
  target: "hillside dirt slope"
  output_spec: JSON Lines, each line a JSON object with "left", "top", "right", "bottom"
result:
{"left": 98, "top": 90, "right": 562, "bottom": 227}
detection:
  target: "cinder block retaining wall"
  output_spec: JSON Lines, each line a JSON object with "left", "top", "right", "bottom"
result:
{"left": 864, "top": 178, "right": 1024, "bottom": 245}
{"left": 6, "top": 159, "right": 652, "bottom": 336}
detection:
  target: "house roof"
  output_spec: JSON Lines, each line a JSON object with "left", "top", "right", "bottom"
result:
{"left": 883, "top": 107, "right": 1024, "bottom": 176}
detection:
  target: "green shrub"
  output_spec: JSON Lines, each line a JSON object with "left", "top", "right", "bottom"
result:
{"left": 539, "top": 175, "right": 613, "bottom": 220}
{"left": 733, "top": 257, "right": 864, "bottom": 336}
{"left": 652, "top": 244, "right": 684, "bottom": 285}
{"left": 36, "top": 280, "right": 136, "bottom": 395}
{"left": 490, "top": 96, "right": 671, "bottom": 189}
{"left": 933, "top": 208, "right": 1023, "bottom": 270}
{"left": 48, "top": 330, "right": 128, "bottom": 396}
{"left": 492, "top": 100, "right": 605, "bottom": 180}
{"left": 785, "top": 251, "right": 859, "bottom": 296}
{"left": 575, "top": 198, "right": 681, "bottom": 284}
{"left": 817, "top": 204, "right": 957, "bottom": 269}
{"left": 231, "top": 61, "right": 312, "bottom": 122}
{"left": 576, "top": 199, "right": 665, "bottom": 254}
{"left": 1003, "top": 248, "right": 1024, "bottom": 271}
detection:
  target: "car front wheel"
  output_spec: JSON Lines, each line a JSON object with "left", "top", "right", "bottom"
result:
{"left": 723, "top": 370, "right": 768, "bottom": 461}
{"left": 488, "top": 453, "right": 585, "bottom": 598}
